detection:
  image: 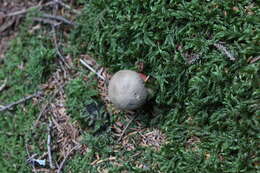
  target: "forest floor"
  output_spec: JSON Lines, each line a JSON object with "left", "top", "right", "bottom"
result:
{"left": 0, "top": 0, "right": 259, "bottom": 173}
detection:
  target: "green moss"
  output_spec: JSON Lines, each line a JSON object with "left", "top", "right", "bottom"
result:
{"left": 0, "top": 0, "right": 259, "bottom": 172}
{"left": 65, "top": 76, "right": 98, "bottom": 125}
{"left": 0, "top": 13, "right": 56, "bottom": 172}
{"left": 68, "top": 0, "right": 260, "bottom": 172}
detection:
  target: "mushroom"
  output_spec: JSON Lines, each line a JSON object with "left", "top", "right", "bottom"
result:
{"left": 108, "top": 70, "right": 148, "bottom": 110}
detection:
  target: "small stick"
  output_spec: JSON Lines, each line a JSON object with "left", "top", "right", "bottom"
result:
{"left": 0, "top": 91, "right": 42, "bottom": 112}
{"left": 91, "top": 157, "right": 116, "bottom": 165}
{"left": 42, "top": 13, "right": 75, "bottom": 26}
{"left": 117, "top": 114, "right": 137, "bottom": 142}
{"left": 50, "top": 1, "right": 71, "bottom": 72}
{"left": 57, "top": 145, "right": 80, "bottom": 173}
{"left": 34, "top": 103, "right": 49, "bottom": 127}
{"left": 47, "top": 119, "right": 55, "bottom": 169}
{"left": 32, "top": 168, "right": 50, "bottom": 172}
{"left": 0, "top": 17, "right": 16, "bottom": 32}
{"left": 25, "top": 142, "right": 36, "bottom": 171}
{"left": 5, "top": 1, "right": 55, "bottom": 17}
{"left": 213, "top": 43, "right": 235, "bottom": 61}
{"left": 0, "top": 79, "right": 7, "bottom": 92}
{"left": 33, "top": 17, "right": 61, "bottom": 26}
{"left": 249, "top": 56, "right": 260, "bottom": 63}
{"left": 34, "top": 83, "right": 66, "bottom": 127}
{"left": 53, "top": 0, "right": 60, "bottom": 12}
{"left": 80, "top": 59, "right": 106, "bottom": 81}
{"left": 51, "top": 25, "right": 71, "bottom": 70}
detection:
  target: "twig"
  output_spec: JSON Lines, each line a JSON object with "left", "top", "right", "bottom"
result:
{"left": 0, "top": 17, "right": 16, "bottom": 32}
{"left": 53, "top": 0, "right": 60, "bottom": 12}
{"left": 249, "top": 56, "right": 260, "bottom": 64}
{"left": 117, "top": 114, "right": 137, "bottom": 142}
{"left": 25, "top": 141, "right": 36, "bottom": 172}
{"left": 56, "top": 1, "right": 81, "bottom": 15}
{"left": 80, "top": 59, "right": 106, "bottom": 81}
{"left": 0, "top": 79, "right": 7, "bottom": 92}
{"left": 57, "top": 145, "right": 80, "bottom": 173}
{"left": 51, "top": 25, "right": 71, "bottom": 70}
{"left": 49, "top": 1, "right": 71, "bottom": 73}
{"left": 5, "top": 1, "right": 55, "bottom": 17}
{"left": 91, "top": 156, "right": 116, "bottom": 166}
{"left": 34, "top": 83, "right": 66, "bottom": 127}
{"left": 47, "top": 119, "right": 55, "bottom": 169}
{"left": 33, "top": 17, "right": 61, "bottom": 26}
{"left": 213, "top": 43, "right": 236, "bottom": 61}
{"left": 0, "top": 91, "right": 42, "bottom": 112}
{"left": 34, "top": 103, "right": 49, "bottom": 127}
{"left": 32, "top": 168, "right": 50, "bottom": 172}
{"left": 42, "top": 13, "right": 75, "bottom": 26}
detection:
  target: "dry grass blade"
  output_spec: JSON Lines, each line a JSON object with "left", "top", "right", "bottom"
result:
{"left": 0, "top": 78, "right": 7, "bottom": 92}
{"left": 249, "top": 56, "right": 260, "bottom": 63}
{"left": 91, "top": 156, "right": 116, "bottom": 166}
{"left": 214, "top": 43, "right": 235, "bottom": 61}
{"left": 140, "top": 129, "right": 166, "bottom": 151}
{"left": 34, "top": 83, "right": 66, "bottom": 127}
{"left": 117, "top": 114, "right": 137, "bottom": 142}
{"left": 52, "top": 26, "right": 71, "bottom": 70}
{"left": 57, "top": 145, "right": 80, "bottom": 173}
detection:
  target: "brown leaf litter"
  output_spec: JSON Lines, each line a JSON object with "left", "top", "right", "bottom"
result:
{"left": 139, "top": 129, "right": 166, "bottom": 151}
{"left": 30, "top": 67, "right": 87, "bottom": 172}
{"left": 112, "top": 114, "right": 166, "bottom": 151}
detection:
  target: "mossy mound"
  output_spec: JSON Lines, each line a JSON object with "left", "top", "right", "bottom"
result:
{"left": 69, "top": 0, "right": 260, "bottom": 172}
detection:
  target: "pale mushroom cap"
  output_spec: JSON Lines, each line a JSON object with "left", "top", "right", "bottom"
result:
{"left": 108, "top": 70, "right": 148, "bottom": 110}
